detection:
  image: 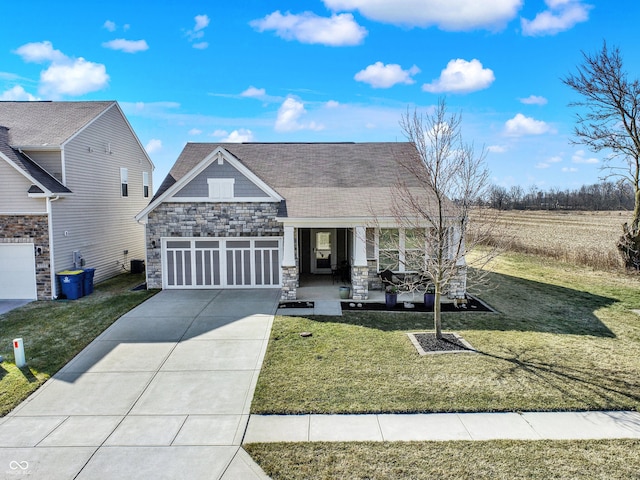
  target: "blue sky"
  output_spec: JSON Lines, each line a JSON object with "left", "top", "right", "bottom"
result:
{"left": 1, "top": 0, "right": 638, "bottom": 192}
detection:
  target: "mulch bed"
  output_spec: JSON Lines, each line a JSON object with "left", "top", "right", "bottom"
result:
{"left": 279, "top": 301, "right": 315, "bottom": 309}
{"left": 341, "top": 297, "right": 493, "bottom": 313}
{"left": 411, "top": 332, "right": 475, "bottom": 353}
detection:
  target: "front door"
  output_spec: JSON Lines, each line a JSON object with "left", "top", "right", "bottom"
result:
{"left": 311, "top": 229, "right": 335, "bottom": 274}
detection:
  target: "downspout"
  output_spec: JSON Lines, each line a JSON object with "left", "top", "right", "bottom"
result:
{"left": 47, "top": 196, "right": 60, "bottom": 299}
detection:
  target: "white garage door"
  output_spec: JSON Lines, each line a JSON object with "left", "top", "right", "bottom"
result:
{"left": 162, "top": 238, "right": 281, "bottom": 289}
{"left": 0, "top": 243, "right": 37, "bottom": 300}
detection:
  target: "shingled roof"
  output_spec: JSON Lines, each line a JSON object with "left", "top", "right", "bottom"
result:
{"left": 0, "top": 101, "right": 114, "bottom": 147}
{"left": 153, "top": 142, "right": 432, "bottom": 219}
{"left": 0, "top": 126, "right": 70, "bottom": 194}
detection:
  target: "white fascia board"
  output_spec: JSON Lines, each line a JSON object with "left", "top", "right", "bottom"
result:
{"left": 276, "top": 216, "right": 455, "bottom": 229}
{"left": 277, "top": 216, "right": 382, "bottom": 228}
{"left": 1, "top": 152, "right": 54, "bottom": 197}
{"left": 136, "top": 146, "right": 282, "bottom": 222}
{"left": 169, "top": 197, "right": 280, "bottom": 203}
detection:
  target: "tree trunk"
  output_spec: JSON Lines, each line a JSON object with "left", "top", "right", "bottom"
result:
{"left": 617, "top": 223, "right": 640, "bottom": 270}
{"left": 433, "top": 289, "right": 442, "bottom": 339}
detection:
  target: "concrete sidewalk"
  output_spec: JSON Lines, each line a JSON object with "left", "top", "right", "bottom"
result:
{"left": 0, "top": 289, "right": 279, "bottom": 480}
{"left": 244, "top": 411, "right": 640, "bottom": 443}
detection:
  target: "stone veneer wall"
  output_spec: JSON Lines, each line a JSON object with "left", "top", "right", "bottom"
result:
{"left": 281, "top": 266, "right": 298, "bottom": 300}
{"left": 447, "top": 266, "right": 467, "bottom": 299}
{"left": 367, "top": 259, "right": 382, "bottom": 290}
{"left": 351, "top": 265, "right": 369, "bottom": 300}
{"left": 0, "top": 215, "right": 51, "bottom": 299}
{"left": 144, "top": 202, "right": 283, "bottom": 289}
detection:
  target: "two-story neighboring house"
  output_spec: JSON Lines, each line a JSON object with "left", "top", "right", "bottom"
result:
{"left": 0, "top": 101, "right": 154, "bottom": 300}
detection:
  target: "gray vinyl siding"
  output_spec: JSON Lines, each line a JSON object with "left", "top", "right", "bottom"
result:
{"left": 49, "top": 104, "right": 152, "bottom": 286}
{"left": 0, "top": 161, "right": 47, "bottom": 214}
{"left": 174, "top": 161, "right": 268, "bottom": 198}
{"left": 24, "top": 151, "right": 63, "bottom": 182}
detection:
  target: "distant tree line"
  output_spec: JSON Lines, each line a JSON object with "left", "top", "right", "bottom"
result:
{"left": 482, "top": 180, "right": 635, "bottom": 211}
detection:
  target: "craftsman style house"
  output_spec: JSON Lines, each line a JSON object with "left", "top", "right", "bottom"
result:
{"left": 0, "top": 101, "right": 153, "bottom": 300}
{"left": 135, "top": 142, "right": 466, "bottom": 301}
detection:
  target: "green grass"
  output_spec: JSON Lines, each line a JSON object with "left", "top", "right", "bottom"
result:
{"left": 252, "top": 252, "right": 640, "bottom": 414}
{"left": 0, "top": 274, "right": 156, "bottom": 416}
{"left": 245, "top": 439, "right": 640, "bottom": 480}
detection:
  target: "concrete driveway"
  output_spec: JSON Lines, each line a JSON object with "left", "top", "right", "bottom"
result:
{"left": 0, "top": 289, "right": 279, "bottom": 480}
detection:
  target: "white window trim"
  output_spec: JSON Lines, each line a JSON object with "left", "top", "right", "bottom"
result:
{"left": 143, "top": 171, "right": 150, "bottom": 198}
{"left": 207, "top": 178, "right": 235, "bottom": 200}
{"left": 120, "top": 167, "right": 128, "bottom": 197}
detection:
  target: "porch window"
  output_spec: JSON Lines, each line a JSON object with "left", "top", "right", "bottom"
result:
{"left": 404, "top": 228, "right": 425, "bottom": 271}
{"left": 379, "top": 228, "right": 399, "bottom": 271}
{"left": 378, "top": 228, "right": 427, "bottom": 272}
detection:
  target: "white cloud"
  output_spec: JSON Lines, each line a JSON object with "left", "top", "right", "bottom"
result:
{"left": 250, "top": 11, "right": 367, "bottom": 46}
{"left": 186, "top": 14, "right": 210, "bottom": 48}
{"left": 14, "top": 41, "right": 109, "bottom": 98}
{"left": 275, "top": 97, "right": 324, "bottom": 132}
{"left": 0, "top": 85, "right": 38, "bottom": 101}
{"left": 536, "top": 155, "right": 563, "bottom": 168}
{"left": 504, "top": 113, "right": 552, "bottom": 136}
{"left": 521, "top": 0, "right": 591, "bottom": 36}
{"left": 223, "top": 129, "right": 254, "bottom": 142}
{"left": 103, "top": 20, "right": 117, "bottom": 32}
{"left": 422, "top": 58, "right": 494, "bottom": 94}
{"left": 39, "top": 59, "right": 109, "bottom": 97}
{"left": 487, "top": 145, "right": 507, "bottom": 153}
{"left": 520, "top": 95, "right": 548, "bottom": 105}
{"left": 241, "top": 86, "right": 266, "bottom": 98}
{"left": 210, "top": 128, "right": 255, "bottom": 142}
{"left": 326, "top": 100, "right": 340, "bottom": 108}
{"left": 194, "top": 14, "right": 210, "bottom": 31}
{"left": 572, "top": 150, "right": 598, "bottom": 164}
{"left": 354, "top": 62, "right": 420, "bottom": 88}
{"left": 102, "top": 39, "right": 149, "bottom": 53}
{"left": 323, "top": 0, "right": 523, "bottom": 31}
{"left": 562, "top": 167, "right": 578, "bottom": 172}
{"left": 188, "top": 128, "right": 203, "bottom": 136}
{"left": 14, "top": 41, "right": 66, "bottom": 63}
{"left": 145, "top": 139, "right": 162, "bottom": 153}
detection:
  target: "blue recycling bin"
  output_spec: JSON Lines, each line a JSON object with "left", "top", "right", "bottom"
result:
{"left": 83, "top": 268, "right": 96, "bottom": 295}
{"left": 57, "top": 270, "right": 85, "bottom": 300}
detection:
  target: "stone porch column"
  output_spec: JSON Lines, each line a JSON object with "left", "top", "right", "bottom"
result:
{"left": 351, "top": 226, "right": 368, "bottom": 300}
{"left": 281, "top": 226, "right": 297, "bottom": 300}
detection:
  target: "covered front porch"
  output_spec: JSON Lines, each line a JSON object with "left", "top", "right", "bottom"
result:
{"left": 280, "top": 224, "right": 375, "bottom": 302}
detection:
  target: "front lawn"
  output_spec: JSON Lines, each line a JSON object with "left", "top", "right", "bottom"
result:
{"left": 245, "top": 439, "right": 640, "bottom": 480}
{"left": 251, "top": 253, "right": 640, "bottom": 414}
{"left": 0, "top": 274, "right": 156, "bottom": 416}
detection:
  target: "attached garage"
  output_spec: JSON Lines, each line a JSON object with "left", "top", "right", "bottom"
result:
{"left": 162, "top": 237, "right": 281, "bottom": 289}
{"left": 0, "top": 243, "right": 37, "bottom": 300}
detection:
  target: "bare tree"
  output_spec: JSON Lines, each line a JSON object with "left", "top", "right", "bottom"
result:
{"left": 379, "top": 99, "right": 498, "bottom": 339}
{"left": 563, "top": 41, "right": 640, "bottom": 269}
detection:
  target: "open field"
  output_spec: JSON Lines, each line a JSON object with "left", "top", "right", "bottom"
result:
{"left": 482, "top": 210, "right": 630, "bottom": 270}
